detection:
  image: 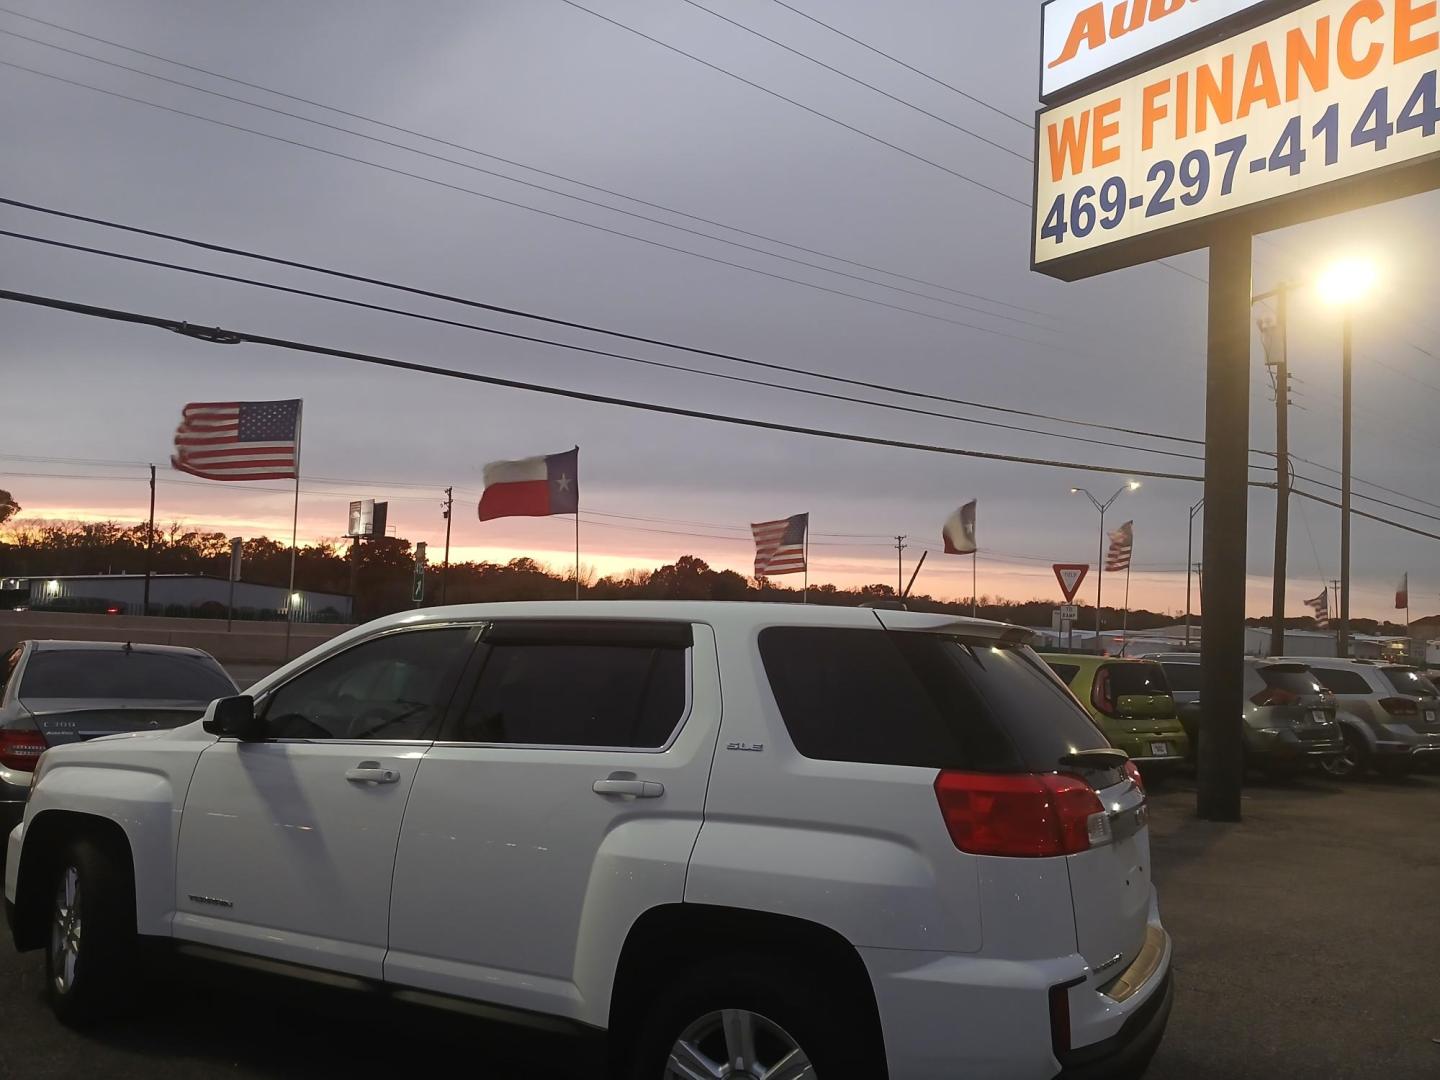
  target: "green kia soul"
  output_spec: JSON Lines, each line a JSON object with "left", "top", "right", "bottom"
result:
{"left": 1040, "top": 654, "right": 1190, "bottom": 773}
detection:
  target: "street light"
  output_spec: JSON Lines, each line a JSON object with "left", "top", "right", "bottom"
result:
{"left": 1071, "top": 481, "right": 1140, "bottom": 647}
{"left": 1318, "top": 258, "right": 1377, "bottom": 657}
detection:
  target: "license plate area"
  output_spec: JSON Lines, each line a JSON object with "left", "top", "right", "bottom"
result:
{"left": 1149, "top": 742, "right": 1170, "bottom": 756}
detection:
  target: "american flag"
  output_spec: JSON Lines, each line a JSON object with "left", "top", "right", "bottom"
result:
{"left": 1306, "top": 588, "right": 1330, "bottom": 628}
{"left": 1105, "top": 520, "right": 1134, "bottom": 572}
{"left": 752, "top": 513, "right": 808, "bottom": 577}
{"left": 172, "top": 400, "right": 302, "bottom": 481}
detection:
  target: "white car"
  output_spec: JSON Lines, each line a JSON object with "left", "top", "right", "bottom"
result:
{"left": 5, "top": 602, "right": 1173, "bottom": 1079}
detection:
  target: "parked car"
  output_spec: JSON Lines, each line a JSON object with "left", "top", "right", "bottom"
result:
{"left": 1143, "top": 655, "right": 1343, "bottom": 775}
{"left": 1040, "top": 653, "right": 1190, "bottom": 774}
{"left": 0, "top": 640, "right": 238, "bottom": 859}
{"left": 1285, "top": 657, "right": 1440, "bottom": 778}
{"left": 6, "top": 603, "right": 1173, "bottom": 1079}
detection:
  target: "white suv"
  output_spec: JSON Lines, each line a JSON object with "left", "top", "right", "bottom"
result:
{"left": 5, "top": 602, "right": 1173, "bottom": 1079}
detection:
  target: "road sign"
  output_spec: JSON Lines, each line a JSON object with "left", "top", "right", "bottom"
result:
{"left": 1054, "top": 563, "right": 1090, "bottom": 602}
{"left": 1060, "top": 603, "right": 1080, "bottom": 622}
{"left": 412, "top": 541, "right": 427, "bottom": 605}
{"left": 227, "top": 536, "right": 243, "bottom": 582}
{"left": 1034, "top": 0, "right": 1440, "bottom": 279}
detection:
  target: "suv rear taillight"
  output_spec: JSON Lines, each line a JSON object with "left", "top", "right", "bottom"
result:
{"left": 1379, "top": 697, "right": 1419, "bottom": 717}
{"left": 0, "top": 728, "right": 48, "bottom": 772}
{"left": 934, "top": 771, "right": 1106, "bottom": 857}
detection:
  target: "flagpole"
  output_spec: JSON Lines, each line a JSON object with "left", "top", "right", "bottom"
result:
{"left": 1121, "top": 561, "right": 1132, "bottom": 655}
{"left": 971, "top": 551, "right": 977, "bottom": 617}
{"left": 283, "top": 400, "right": 303, "bottom": 662}
{"left": 803, "top": 522, "right": 809, "bottom": 604}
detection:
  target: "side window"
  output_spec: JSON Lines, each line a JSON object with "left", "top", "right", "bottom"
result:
{"left": 456, "top": 630, "right": 689, "bottom": 749}
{"left": 262, "top": 628, "right": 469, "bottom": 741}
{"left": 1047, "top": 662, "right": 1080, "bottom": 686}
{"left": 1310, "top": 668, "right": 1371, "bottom": 696}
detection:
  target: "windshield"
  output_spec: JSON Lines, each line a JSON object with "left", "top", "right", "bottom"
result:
{"left": 21, "top": 649, "right": 237, "bottom": 701}
{"left": 1160, "top": 663, "right": 1201, "bottom": 692}
{"left": 1103, "top": 661, "right": 1171, "bottom": 696}
{"left": 1382, "top": 667, "right": 1439, "bottom": 699}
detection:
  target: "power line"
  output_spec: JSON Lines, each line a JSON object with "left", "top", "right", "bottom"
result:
{"left": 1, "top": 286, "right": 1226, "bottom": 484}
{"left": 671, "top": 0, "right": 1030, "bottom": 162}
{"left": 761, "top": 0, "right": 1032, "bottom": 128}
{"left": 1292, "top": 453, "right": 1440, "bottom": 514}
{"left": 551, "top": 0, "right": 1027, "bottom": 206}
{"left": 0, "top": 227, "right": 1219, "bottom": 466}
{"left": 0, "top": 197, "right": 1227, "bottom": 451}
{"left": 1292, "top": 469, "right": 1440, "bottom": 526}
{"left": 1293, "top": 486, "right": 1440, "bottom": 543}
{"left": 0, "top": 59, "right": 1054, "bottom": 345}
{"left": 0, "top": 3, "right": 1048, "bottom": 317}
{"left": 0, "top": 25, "right": 1049, "bottom": 329}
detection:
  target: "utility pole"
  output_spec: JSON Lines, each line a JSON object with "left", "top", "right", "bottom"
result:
{"left": 894, "top": 536, "right": 907, "bottom": 595}
{"left": 440, "top": 486, "right": 453, "bottom": 605}
{"left": 1339, "top": 314, "right": 1353, "bottom": 658}
{"left": 142, "top": 464, "right": 156, "bottom": 616}
{"left": 1197, "top": 228, "right": 1251, "bottom": 823}
{"left": 1255, "top": 284, "right": 1292, "bottom": 657}
{"left": 1185, "top": 499, "right": 1204, "bottom": 649}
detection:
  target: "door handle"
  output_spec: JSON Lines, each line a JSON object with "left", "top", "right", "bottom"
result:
{"left": 592, "top": 779, "right": 664, "bottom": 798}
{"left": 346, "top": 762, "right": 401, "bottom": 784}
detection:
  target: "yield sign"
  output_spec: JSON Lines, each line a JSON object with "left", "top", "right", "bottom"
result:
{"left": 1053, "top": 563, "right": 1089, "bottom": 603}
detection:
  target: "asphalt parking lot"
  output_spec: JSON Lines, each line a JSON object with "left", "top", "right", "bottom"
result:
{"left": 2, "top": 771, "right": 1437, "bottom": 1079}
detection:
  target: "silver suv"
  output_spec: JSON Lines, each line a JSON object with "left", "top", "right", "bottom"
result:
{"left": 1284, "top": 658, "right": 1440, "bottom": 778}
{"left": 1146, "top": 655, "right": 1342, "bottom": 774}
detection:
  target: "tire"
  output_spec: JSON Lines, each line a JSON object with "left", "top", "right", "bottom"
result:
{"left": 45, "top": 838, "right": 137, "bottom": 1025}
{"left": 1323, "top": 729, "right": 1369, "bottom": 780}
{"left": 627, "top": 953, "right": 883, "bottom": 1080}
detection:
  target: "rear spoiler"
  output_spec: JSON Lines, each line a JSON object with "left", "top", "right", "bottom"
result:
{"left": 871, "top": 610, "right": 1034, "bottom": 646}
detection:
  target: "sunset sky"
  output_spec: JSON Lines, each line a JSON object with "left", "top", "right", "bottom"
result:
{"left": 4, "top": 0, "right": 1440, "bottom": 621}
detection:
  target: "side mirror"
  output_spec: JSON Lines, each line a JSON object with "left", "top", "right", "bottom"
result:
{"left": 202, "top": 696, "right": 265, "bottom": 741}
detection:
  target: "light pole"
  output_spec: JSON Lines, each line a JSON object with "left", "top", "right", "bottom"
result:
{"left": 1072, "top": 481, "right": 1140, "bottom": 649}
{"left": 1317, "top": 259, "right": 1377, "bottom": 658}
{"left": 1185, "top": 497, "right": 1204, "bottom": 648}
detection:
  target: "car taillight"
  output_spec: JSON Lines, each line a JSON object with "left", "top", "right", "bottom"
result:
{"left": 0, "top": 729, "right": 48, "bottom": 772}
{"left": 934, "top": 771, "right": 1106, "bottom": 857}
{"left": 1124, "top": 759, "right": 1146, "bottom": 794}
{"left": 1251, "top": 686, "right": 1301, "bottom": 706}
{"left": 1379, "top": 697, "right": 1419, "bottom": 716}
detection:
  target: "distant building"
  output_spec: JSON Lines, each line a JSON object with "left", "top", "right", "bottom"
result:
{"left": 2, "top": 574, "right": 352, "bottom": 623}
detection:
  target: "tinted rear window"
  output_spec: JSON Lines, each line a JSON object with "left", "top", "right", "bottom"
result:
{"left": 759, "top": 627, "right": 1108, "bottom": 772}
{"left": 1161, "top": 663, "right": 1201, "bottom": 692}
{"left": 1310, "top": 667, "right": 1372, "bottom": 695}
{"left": 1259, "top": 665, "right": 1326, "bottom": 696}
{"left": 1046, "top": 662, "right": 1080, "bottom": 685}
{"left": 21, "top": 650, "right": 236, "bottom": 700}
{"left": 1103, "top": 661, "right": 1170, "bottom": 696}
{"left": 1382, "top": 667, "right": 1438, "bottom": 698}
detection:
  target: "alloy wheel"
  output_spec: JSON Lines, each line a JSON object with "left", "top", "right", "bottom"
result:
{"left": 49, "top": 865, "right": 82, "bottom": 995}
{"left": 1323, "top": 739, "right": 1361, "bottom": 779}
{"left": 666, "top": 1008, "right": 815, "bottom": 1080}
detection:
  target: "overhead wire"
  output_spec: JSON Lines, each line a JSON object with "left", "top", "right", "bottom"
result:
{"left": 0, "top": 287, "right": 1229, "bottom": 484}
{"left": 0, "top": 26, "right": 1051, "bottom": 329}
{"left": 0, "top": 3, "right": 1047, "bottom": 316}
{"left": 0, "top": 59, "right": 1057, "bottom": 346}
{"left": 0, "top": 226, "right": 1220, "bottom": 465}
{"left": 0, "top": 197, "right": 1234, "bottom": 452}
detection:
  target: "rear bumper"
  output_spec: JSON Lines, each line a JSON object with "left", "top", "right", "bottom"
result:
{"left": 1055, "top": 969, "right": 1173, "bottom": 1079}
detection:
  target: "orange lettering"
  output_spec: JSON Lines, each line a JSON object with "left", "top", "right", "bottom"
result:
{"left": 1195, "top": 56, "right": 1235, "bottom": 134}
{"left": 1396, "top": 0, "right": 1439, "bottom": 63}
{"left": 1049, "top": 4, "right": 1106, "bottom": 69}
{"left": 1286, "top": 20, "right": 1330, "bottom": 101}
{"left": 1093, "top": 98, "right": 1122, "bottom": 167}
{"left": 1176, "top": 71, "right": 1191, "bottom": 139}
{"left": 1142, "top": 79, "right": 1171, "bottom": 152}
{"left": 1238, "top": 42, "right": 1281, "bottom": 117}
{"left": 1110, "top": 1, "right": 1146, "bottom": 39}
{"left": 1149, "top": 0, "right": 1186, "bottom": 15}
{"left": 1339, "top": 0, "right": 1384, "bottom": 80}
{"left": 1047, "top": 113, "right": 1092, "bottom": 182}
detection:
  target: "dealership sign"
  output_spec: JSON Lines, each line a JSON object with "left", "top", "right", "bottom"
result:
{"left": 1034, "top": 0, "right": 1440, "bottom": 278}
{"left": 1042, "top": 0, "right": 1276, "bottom": 99}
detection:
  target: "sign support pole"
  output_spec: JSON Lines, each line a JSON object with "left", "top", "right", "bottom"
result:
{"left": 1198, "top": 229, "right": 1251, "bottom": 823}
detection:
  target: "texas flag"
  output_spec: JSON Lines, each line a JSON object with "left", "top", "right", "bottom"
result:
{"left": 1396, "top": 573, "right": 1409, "bottom": 610}
{"left": 478, "top": 447, "right": 579, "bottom": 521}
{"left": 942, "top": 500, "right": 977, "bottom": 555}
